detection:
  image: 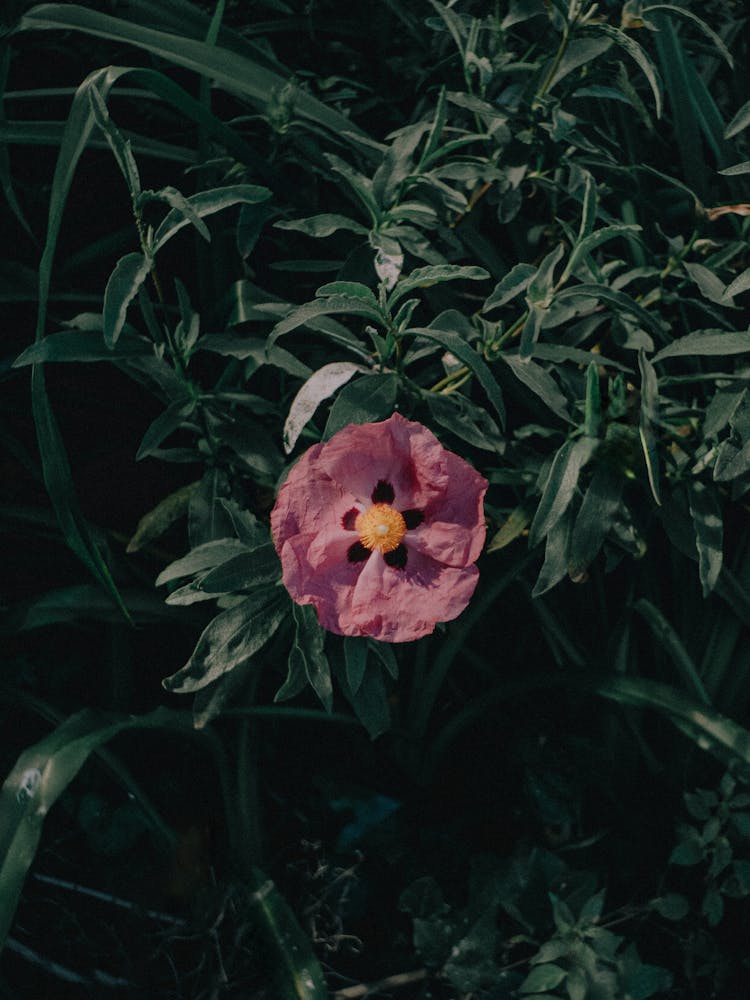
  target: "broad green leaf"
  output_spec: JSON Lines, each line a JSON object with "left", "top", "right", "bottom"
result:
{"left": 546, "top": 34, "right": 613, "bottom": 91}
{"left": 683, "top": 262, "right": 734, "bottom": 307}
{"left": 387, "top": 265, "right": 489, "bottom": 310}
{"left": 249, "top": 869, "right": 329, "bottom": 999}
{"left": 529, "top": 436, "right": 597, "bottom": 548}
{"left": 724, "top": 268, "right": 750, "bottom": 298}
{"left": 283, "top": 362, "right": 365, "bottom": 453}
{"left": 324, "top": 374, "right": 399, "bottom": 438}
{"left": 406, "top": 327, "right": 506, "bottom": 430}
{"left": 725, "top": 98, "right": 750, "bottom": 140}
{"left": 199, "top": 544, "right": 280, "bottom": 593}
{"left": 688, "top": 481, "right": 723, "bottom": 596}
{"left": 316, "top": 280, "right": 379, "bottom": 302}
{"left": 162, "top": 589, "right": 288, "bottom": 693}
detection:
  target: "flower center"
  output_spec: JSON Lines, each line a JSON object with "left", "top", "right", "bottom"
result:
{"left": 355, "top": 503, "right": 406, "bottom": 554}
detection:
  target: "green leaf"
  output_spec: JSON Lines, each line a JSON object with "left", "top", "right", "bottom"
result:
{"left": 156, "top": 538, "right": 251, "bottom": 586}
{"left": 483, "top": 262, "right": 536, "bottom": 312}
{"left": 152, "top": 184, "right": 271, "bottom": 251}
{"left": 555, "top": 282, "right": 663, "bottom": 337}
{"left": 595, "top": 21, "right": 663, "bottom": 118}
{"left": 638, "top": 349, "right": 661, "bottom": 505}
{"left": 388, "top": 265, "right": 489, "bottom": 310}
{"left": 653, "top": 329, "right": 750, "bottom": 363}
{"left": 292, "top": 604, "right": 333, "bottom": 712}
{"left": 688, "top": 481, "right": 723, "bottom": 596}
{"left": 274, "top": 213, "right": 368, "bottom": 238}
{"left": 14, "top": 329, "right": 150, "bottom": 365}
{"left": 532, "top": 504, "right": 574, "bottom": 597}
{"left": 652, "top": 892, "right": 689, "bottom": 921}
{"left": 570, "top": 464, "right": 624, "bottom": 575}
{"left": 268, "top": 295, "right": 386, "bottom": 348}
{"left": 344, "top": 657, "right": 391, "bottom": 739}
{"left": 344, "top": 636, "right": 368, "bottom": 696}
{"left": 487, "top": 505, "right": 531, "bottom": 553}
{"left": 324, "top": 374, "right": 399, "bottom": 438}
{"left": 162, "top": 589, "right": 287, "bottom": 693}
{"left": 725, "top": 98, "right": 750, "bottom": 140}
{"left": 634, "top": 598, "right": 710, "bottom": 705}
{"left": 103, "top": 252, "right": 152, "bottom": 348}
{"left": 529, "top": 436, "right": 597, "bottom": 548}
{"left": 520, "top": 962, "right": 567, "bottom": 993}
{"left": 0, "top": 706, "right": 189, "bottom": 951}
{"left": 199, "top": 544, "right": 281, "bottom": 593}
{"left": 249, "top": 869, "right": 329, "bottom": 999}
{"left": 18, "top": 4, "right": 363, "bottom": 142}
{"left": 501, "top": 352, "right": 578, "bottom": 423}
{"left": 406, "top": 327, "right": 506, "bottom": 430}
{"left": 563, "top": 224, "right": 642, "bottom": 283}
{"left": 283, "top": 361, "right": 365, "bottom": 453}
{"left": 31, "top": 367, "right": 131, "bottom": 622}
{"left": 136, "top": 398, "right": 196, "bottom": 460}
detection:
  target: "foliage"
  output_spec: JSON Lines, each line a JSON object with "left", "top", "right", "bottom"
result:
{"left": 2, "top": 0, "right": 750, "bottom": 995}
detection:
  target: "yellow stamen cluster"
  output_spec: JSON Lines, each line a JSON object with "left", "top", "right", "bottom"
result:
{"left": 355, "top": 503, "right": 406, "bottom": 554}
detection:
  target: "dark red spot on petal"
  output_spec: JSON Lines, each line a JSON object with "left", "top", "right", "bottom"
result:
{"left": 347, "top": 542, "right": 370, "bottom": 563}
{"left": 341, "top": 507, "right": 359, "bottom": 530}
{"left": 384, "top": 544, "right": 408, "bottom": 569}
{"left": 371, "top": 479, "right": 395, "bottom": 504}
{"left": 402, "top": 509, "right": 424, "bottom": 529}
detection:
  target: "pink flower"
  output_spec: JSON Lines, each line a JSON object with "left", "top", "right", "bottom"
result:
{"left": 270, "top": 412, "right": 488, "bottom": 642}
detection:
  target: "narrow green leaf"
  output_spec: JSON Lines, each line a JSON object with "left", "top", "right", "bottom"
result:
{"left": 0, "top": 706, "right": 189, "bottom": 950}
{"left": 199, "top": 544, "right": 280, "bottom": 594}
{"left": 653, "top": 330, "right": 750, "bottom": 363}
{"left": 638, "top": 349, "right": 661, "bottom": 504}
{"left": 274, "top": 214, "right": 368, "bottom": 238}
{"left": 249, "top": 869, "right": 329, "bottom": 999}
{"left": 268, "top": 295, "right": 386, "bottom": 348}
{"left": 595, "top": 22, "right": 663, "bottom": 118}
{"left": 344, "top": 636, "right": 368, "bottom": 696}
{"left": 103, "top": 252, "right": 152, "bottom": 348}
{"left": 136, "top": 398, "right": 196, "bottom": 460}
{"left": 292, "top": 604, "right": 333, "bottom": 713}
{"left": 725, "top": 98, "right": 750, "bottom": 140}
{"left": 529, "top": 436, "right": 597, "bottom": 548}
{"left": 501, "top": 353, "right": 572, "bottom": 424}
{"left": 87, "top": 83, "right": 141, "bottom": 196}
{"left": 406, "top": 327, "right": 506, "bottom": 430}
{"left": 31, "top": 367, "right": 131, "bottom": 622}
{"left": 532, "top": 505, "right": 574, "bottom": 597}
{"left": 555, "top": 283, "right": 663, "bottom": 337}
{"left": 644, "top": 4, "right": 733, "bottom": 68}
{"left": 487, "top": 505, "right": 531, "bottom": 553}
{"left": 688, "top": 481, "right": 723, "bottom": 596}
{"left": 156, "top": 538, "right": 250, "bottom": 586}
{"left": 152, "top": 184, "right": 271, "bottom": 251}
{"left": 634, "top": 598, "right": 710, "bottom": 705}
{"left": 563, "top": 224, "right": 642, "bottom": 282}
{"left": 18, "top": 4, "right": 364, "bottom": 142}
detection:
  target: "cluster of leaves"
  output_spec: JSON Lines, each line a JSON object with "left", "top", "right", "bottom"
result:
{"left": 3, "top": 0, "right": 750, "bottom": 995}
